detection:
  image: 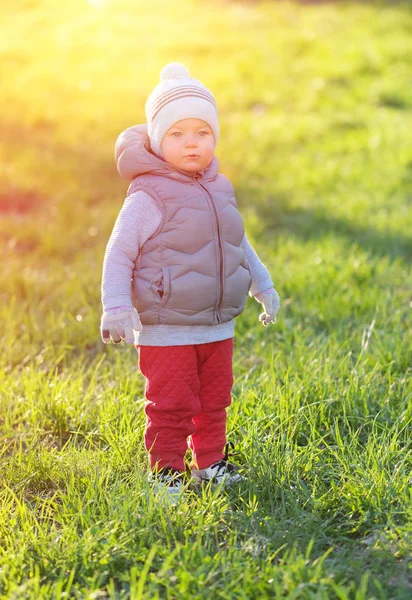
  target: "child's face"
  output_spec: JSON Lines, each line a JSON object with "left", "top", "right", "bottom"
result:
{"left": 160, "top": 118, "right": 215, "bottom": 172}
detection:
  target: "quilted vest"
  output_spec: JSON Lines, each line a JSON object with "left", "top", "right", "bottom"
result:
{"left": 116, "top": 124, "right": 251, "bottom": 326}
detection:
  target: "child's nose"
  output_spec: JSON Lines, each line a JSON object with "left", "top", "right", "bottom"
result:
{"left": 185, "top": 135, "right": 197, "bottom": 147}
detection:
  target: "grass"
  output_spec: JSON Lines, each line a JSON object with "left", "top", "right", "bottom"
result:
{"left": 1, "top": 0, "right": 412, "bottom": 597}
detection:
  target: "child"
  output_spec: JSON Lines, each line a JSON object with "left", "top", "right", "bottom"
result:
{"left": 100, "top": 63, "right": 280, "bottom": 498}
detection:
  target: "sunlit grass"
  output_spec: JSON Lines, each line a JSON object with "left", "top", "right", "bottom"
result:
{"left": 1, "top": 0, "right": 412, "bottom": 598}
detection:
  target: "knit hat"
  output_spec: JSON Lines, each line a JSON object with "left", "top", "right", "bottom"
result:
{"left": 145, "top": 63, "right": 219, "bottom": 156}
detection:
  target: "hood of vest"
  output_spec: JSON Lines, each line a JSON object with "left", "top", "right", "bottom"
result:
{"left": 115, "top": 123, "right": 219, "bottom": 185}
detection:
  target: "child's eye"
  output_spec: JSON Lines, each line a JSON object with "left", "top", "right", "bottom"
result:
{"left": 198, "top": 130, "right": 209, "bottom": 136}
{"left": 171, "top": 132, "right": 181, "bottom": 137}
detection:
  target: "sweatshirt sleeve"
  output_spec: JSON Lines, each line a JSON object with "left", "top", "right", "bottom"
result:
{"left": 101, "top": 191, "right": 162, "bottom": 311}
{"left": 241, "top": 234, "right": 275, "bottom": 297}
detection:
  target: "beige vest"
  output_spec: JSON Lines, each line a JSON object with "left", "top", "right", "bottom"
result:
{"left": 128, "top": 169, "right": 251, "bottom": 326}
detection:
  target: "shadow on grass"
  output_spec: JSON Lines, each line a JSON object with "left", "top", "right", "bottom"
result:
{"left": 253, "top": 200, "right": 412, "bottom": 262}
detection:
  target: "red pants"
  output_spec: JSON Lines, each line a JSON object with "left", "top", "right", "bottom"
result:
{"left": 136, "top": 339, "right": 234, "bottom": 471}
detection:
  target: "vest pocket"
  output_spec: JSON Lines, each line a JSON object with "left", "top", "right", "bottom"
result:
{"left": 160, "top": 267, "right": 171, "bottom": 305}
{"left": 152, "top": 268, "right": 171, "bottom": 306}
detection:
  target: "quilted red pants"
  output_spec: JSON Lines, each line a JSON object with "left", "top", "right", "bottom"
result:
{"left": 136, "top": 338, "right": 234, "bottom": 471}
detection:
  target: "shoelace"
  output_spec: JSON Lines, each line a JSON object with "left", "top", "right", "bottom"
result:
{"left": 156, "top": 468, "right": 185, "bottom": 486}
{"left": 209, "top": 441, "right": 239, "bottom": 474}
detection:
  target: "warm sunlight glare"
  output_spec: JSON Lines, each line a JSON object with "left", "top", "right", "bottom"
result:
{"left": 86, "top": 0, "right": 107, "bottom": 8}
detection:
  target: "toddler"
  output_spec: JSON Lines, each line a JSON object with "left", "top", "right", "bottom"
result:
{"left": 100, "top": 63, "right": 280, "bottom": 498}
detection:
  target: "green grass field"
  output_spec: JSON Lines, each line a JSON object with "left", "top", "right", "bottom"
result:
{"left": 1, "top": 0, "right": 412, "bottom": 597}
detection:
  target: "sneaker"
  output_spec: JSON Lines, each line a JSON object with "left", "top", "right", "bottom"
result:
{"left": 191, "top": 442, "right": 244, "bottom": 486}
{"left": 148, "top": 468, "right": 186, "bottom": 502}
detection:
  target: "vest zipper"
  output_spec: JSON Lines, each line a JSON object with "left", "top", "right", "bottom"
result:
{"left": 194, "top": 177, "right": 224, "bottom": 322}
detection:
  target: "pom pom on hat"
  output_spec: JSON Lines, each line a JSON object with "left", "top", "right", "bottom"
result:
{"left": 146, "top": 62, "right": 219, "bottom": 156}
{"left": 160, "top": 63, "right": 190, "bottom": 82}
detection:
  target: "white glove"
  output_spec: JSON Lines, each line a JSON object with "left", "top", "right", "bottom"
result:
{"left": 255, "top": 288, "right": 280, "bottom": 326}
{"left": 100, "top": 307, "right": 142, "bottom": 344}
